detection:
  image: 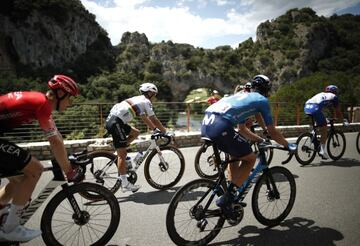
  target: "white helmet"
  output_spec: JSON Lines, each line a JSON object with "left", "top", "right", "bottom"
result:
{"left": 139, "top": 82, "right": 158, "bottom": 94}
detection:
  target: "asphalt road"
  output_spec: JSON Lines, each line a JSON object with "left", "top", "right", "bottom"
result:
{"left": 20, "top": 132, "right": 360, "bottom": 246}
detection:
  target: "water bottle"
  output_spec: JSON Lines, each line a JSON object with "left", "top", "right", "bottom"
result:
{"left": 125, "top": 156, "right": 132, "bottom": 169}
{"left": 133, "top": 151, "right": 143, "bottom": 166}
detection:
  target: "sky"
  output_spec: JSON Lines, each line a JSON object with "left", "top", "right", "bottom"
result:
{"left": 80, "top": 0, "right": 360, "bottom": 49}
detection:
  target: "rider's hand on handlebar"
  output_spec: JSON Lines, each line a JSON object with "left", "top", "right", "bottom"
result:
{"left": 66, "top": 166, "right": 84, "bottom": 183}
{"left": 287, "top": 143, "right": 297, "bottom": 152}
{"left": 343, "top": 118, "right": 349, "bottom": 127}
{"left": 153, "top": 128, "right": 162, "bottom": 135}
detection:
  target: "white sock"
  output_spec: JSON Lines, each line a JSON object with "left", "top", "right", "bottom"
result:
{"left": 320, "top": 144, "right": 326, "bottom": 152}
{"left": 119, "top": 175, "right": 129, "bottom": 187}
{"left": 3, "top": 204, "right": 23, "bottom": 232}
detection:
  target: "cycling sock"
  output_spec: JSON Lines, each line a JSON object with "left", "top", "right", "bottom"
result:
{"left": 119, "top": 175, "right": 129, "bottom": 187}
{"left": 2, "top": 204, "right": 24, "bottom": 232}
{"left": 320, "top": 144, "right": 326, "bottom": 152}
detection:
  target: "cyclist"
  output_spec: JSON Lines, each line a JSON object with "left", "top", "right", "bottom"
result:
{"left": 304, "top": 85, "right": 348, "bottom": 159}
{"left": 105, "top": 82, "right": 166, "bottom": 192}
{"left": 207, "top": 90, "right": 221, "bottom": 105}
{"left": 0, "top": 75, "right": 83, "bottom": 242}
{"left": 201, "top": 74, "right": 296, "bottom": 219}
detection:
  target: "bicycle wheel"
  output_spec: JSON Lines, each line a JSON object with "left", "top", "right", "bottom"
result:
{"left": 41, "top": 182, "right": 120, "bottom": 246}
{"left": 252, "top": 166, "right": 296, "bottom": 226}
{"left": 327, "top": 130, "right": 346, "bottom": 160}
{"left": 356, "top": 132, "right": 360, "bottom": 154}
{"left": 166, "top": 179, "right": 225, "bottom": 245}
{"left": 144, "top": 146, "right": 185, "bottom": 190}
{"left": 82, "top": 151, "right": 121, "bottom": 200}
{"left": 295, "top": 132, "right": 317, "bottom": 165}
{"left": 194, "top": 143, "right": 228, "bottom": 179}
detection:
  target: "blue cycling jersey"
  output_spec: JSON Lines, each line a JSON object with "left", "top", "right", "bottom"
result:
{"left": 205, "top": 92, "right": 273, "bottom": 125}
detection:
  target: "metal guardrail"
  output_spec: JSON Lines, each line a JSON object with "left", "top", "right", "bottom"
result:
{"left": 2, "top": 102, "right": 359, "bottom": 143}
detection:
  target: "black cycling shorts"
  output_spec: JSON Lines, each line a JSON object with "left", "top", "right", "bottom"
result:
{"left": 0, "top": 138, "right": 32, "bottom": 174}
{"left": 105, "top": 116, "right": 131, "bottom": 149}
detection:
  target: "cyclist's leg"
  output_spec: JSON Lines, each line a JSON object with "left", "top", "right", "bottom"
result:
{"left": 0, "top": 139, "right": 42, "bottom": 241}
{"left": 106, "top": 117, "right": 140, "bottom": 192}
{"left": 313, "top": 111, "right": 328, "bottom": 157}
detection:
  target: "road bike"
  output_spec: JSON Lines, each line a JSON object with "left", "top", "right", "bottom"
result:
{"left": 295, "top": 117, "right": 346, "bottom": 165}
{"left": 74, "top": 132, "right": 185, "bottom": 200}
{"left": 0, "top": 154, "right": 120, "bottom": 246}
{"left": 166, "top": 139, "right": 296, "bottom": 245}
{"left": 194, "top": 124, "right": 273, "bottom": 179}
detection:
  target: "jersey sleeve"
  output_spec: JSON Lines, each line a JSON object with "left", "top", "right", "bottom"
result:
{"left": 36, "top": 103, "right": 58, "bottom": 137}
{"left": 332, "top": 96, "right": 339, "bottom": 107}
{"left": 258, "top": 98, "right": 273, "bottom": 126}
{"left": 144, "top": 100, "right": 155, "bottom": 117}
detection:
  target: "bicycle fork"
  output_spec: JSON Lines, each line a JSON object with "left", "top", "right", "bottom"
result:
{"left": 62, "top": 183, "right": 89, "bottom": 226}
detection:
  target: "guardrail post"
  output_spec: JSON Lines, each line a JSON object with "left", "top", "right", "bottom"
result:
{"left": 274, "top": 102, "right": 280, "bottom": 126}
{"left": 187, "top": 103, "right": 191, "bottom": 132}
{"left": 296, "top": 103, "right": 300, "bottom": 125}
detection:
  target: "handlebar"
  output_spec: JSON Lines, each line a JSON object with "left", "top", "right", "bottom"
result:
{"left": 150, "top": 132, "right": 174, "bottom": 147}
{"left": 68, "top": 150, "right": 92, "bottom": 166}
{"left": 256, "top": 141, "right": 296, "bottom": 165}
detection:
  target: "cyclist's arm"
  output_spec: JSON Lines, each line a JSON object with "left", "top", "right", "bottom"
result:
{"left": 238, "top": 124, "right": 263, "bottom": 142}
{"left": 267, "top": 125, "right": 289, "bottom": 148}
{"left": 334, "top": 105, "right": 344, "bottom": 122}
{"left": 139, "top": 114, "right": 156, "bottom": 130}
{"left": 255, "top": 113, "right": 267, "bottom": 131}
{"left": 48, "top": 133, "right": 72, "bottom": 173}
{"left": 149, "top": 115, "right": 166, "bottom": 132}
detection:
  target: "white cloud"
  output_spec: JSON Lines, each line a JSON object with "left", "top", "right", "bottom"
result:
{"left": 80, "top": 0, "right": 359, "bottom": 48}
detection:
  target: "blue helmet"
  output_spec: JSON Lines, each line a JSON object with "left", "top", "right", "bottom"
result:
{"left": 325, "top": 85, "right": 338, "bottom": 94}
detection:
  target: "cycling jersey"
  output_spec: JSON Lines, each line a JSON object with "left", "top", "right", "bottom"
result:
{"left": 205, "top": 92, "right": 273, "bottom": 126}
{"left": 0, "top": 91, "right": 57, "bottom": 137}
{"left": 304, "top": 92, "right": 339, "bottom": 126}
{"left": 106, "top": 95, "right": 155, "bottom": 124}
{"left": 305, "top": 92, "right": 339, "bottom": 111}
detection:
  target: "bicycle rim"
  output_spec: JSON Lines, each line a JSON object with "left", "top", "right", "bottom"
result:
{"left": 82, "top": 151, "right": 121, "bottom": 200}
{"left": 166, "top": 179, "right": 225, "bottom": 245}
{"left": 357, "top": 132, "right": 360, "bottom": 154}
{"left": 252, "top": 167, "right": 296, "bottom": 226}
{"left": 144, "top": 146, "right": 185, "bottom": 189}
{"left": 295, "top": 132, "right": 316, "bottom": 165}
{"left": 327, "top": 131, "right": 346, "bottom": 160}
{"left": 41, "top": 182, "right": 120, "bottom": 246}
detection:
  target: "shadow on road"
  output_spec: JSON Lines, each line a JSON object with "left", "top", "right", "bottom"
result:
{"left": 210, "top": 217, "right": 343, "bottom": 246}
{"left": 302, "top": 158, "right": 360, "bottom": 168}
{"left": 115, "top": 186, "right": 181, "bottom": 205}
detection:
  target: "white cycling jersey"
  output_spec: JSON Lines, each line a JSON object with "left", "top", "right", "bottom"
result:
{"left": 107, "top": 95, "right": 155, "bottom": 124}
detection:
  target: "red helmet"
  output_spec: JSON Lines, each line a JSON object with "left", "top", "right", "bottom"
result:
{"left": 48, "top": 75, "right": 79, "bottom": 96}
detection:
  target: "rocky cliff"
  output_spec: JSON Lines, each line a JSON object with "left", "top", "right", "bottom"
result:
{"left": 0, "top": 0, "right": 114, "bottom": 79}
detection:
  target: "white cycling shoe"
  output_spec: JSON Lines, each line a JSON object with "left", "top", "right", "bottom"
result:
{"left": 121, "top": 183, "right": 141, "bottom": 193}
{"left": 319, "top": 150, "right": 329, "bottom": 159}
{"left": 0, "top": 225, "right": 42, "bottom": 242}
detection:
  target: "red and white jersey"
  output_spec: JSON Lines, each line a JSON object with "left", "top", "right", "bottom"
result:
{"left": 0, "top": 91, "right": 57, "bottom": 137}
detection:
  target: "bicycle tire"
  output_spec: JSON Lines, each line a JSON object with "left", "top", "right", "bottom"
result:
{"left": 252, "top": 166, "right": 296, "bottom": 226}
{"left": 81, "top": 151, "right": 121, "bottom": 200}
{"left": 327, "top": 130, "right": 346, "bottom": 160}
{"left": 194, "top": 143, "right": 229, "bottom": 179}
{"left": 295, "top": 132, "right": 317, "bottom": 165}
{"left": 356, "top": 132, "right": 360, "bottom": 154}
{"left": 144, "top": 146, "right": 185, "bottom": 190}
{"left": 166, "top": 179, "right": 225, "bottom": 245}
{"left": 41, "top": 182, "right": 120, "bottom": 246}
